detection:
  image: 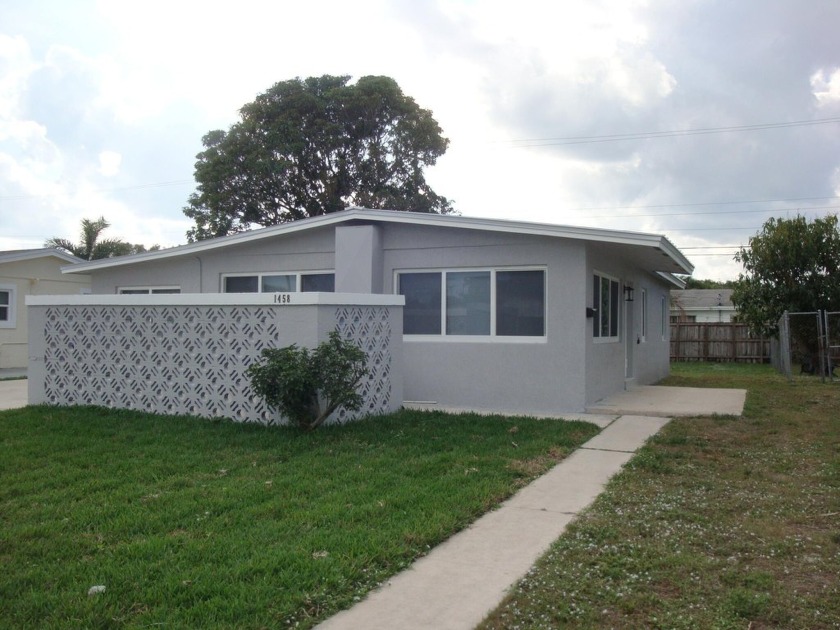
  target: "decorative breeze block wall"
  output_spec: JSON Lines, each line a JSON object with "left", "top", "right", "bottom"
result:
{"left": 27, "top": 294, "right": 403, "bottom": 425}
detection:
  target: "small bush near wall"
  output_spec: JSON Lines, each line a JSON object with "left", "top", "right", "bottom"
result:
{"left": 247, "top": 330, "right": 368, "bottom": 430}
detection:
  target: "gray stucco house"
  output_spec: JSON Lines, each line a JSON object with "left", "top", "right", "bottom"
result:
{"left": 60, "top": 208, "right": 693, "bottom": 415}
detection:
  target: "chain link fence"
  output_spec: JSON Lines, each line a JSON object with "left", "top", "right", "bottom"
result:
{"left": 773, "top": 310, "right": 839, "bottom": 382}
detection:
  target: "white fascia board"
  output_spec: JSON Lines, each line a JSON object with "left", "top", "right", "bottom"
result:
{"left": 0, "top": 248, "right": 85, "bottom": 265}
{"left": 657, "top": 272, "right": 688, "bottom": 289}
{"left": 26, "top": 292, "right": 405, "bottom": 307}
{"left": 62, "top": 207, "right": 693, "bottom": 275}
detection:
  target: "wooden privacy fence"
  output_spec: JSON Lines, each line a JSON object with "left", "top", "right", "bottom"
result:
{"left": 671, "top": 322, "right": 770, "bottom": 363}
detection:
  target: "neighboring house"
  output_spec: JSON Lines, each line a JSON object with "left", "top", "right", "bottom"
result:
{"left": 0, "top": 248, "right": 90, "bottom": 370}
{"left": 671, "top": 289, "right": 736, "bottom": 323}
{"left": 60, "top": 209, "right": 693, "bottom": 414}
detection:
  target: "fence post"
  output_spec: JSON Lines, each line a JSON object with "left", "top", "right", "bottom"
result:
{"left": 816, "top": 310, "right": 826, "bottom": 383}
{"left": 731, "top": 323, "right": 737, "bottom": 361}
{"left": 781, "top": 311, "right": 792, "bottom": 380}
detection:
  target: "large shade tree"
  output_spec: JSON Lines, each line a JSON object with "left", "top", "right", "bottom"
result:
{"left": 183, "top": 75, "right": 453, "bottom": 241}
{"left": 46, "top": 217, "right": 157, "bottom": 261}
{"left": 732, "top": 214, "right": 840, "bottom": 337}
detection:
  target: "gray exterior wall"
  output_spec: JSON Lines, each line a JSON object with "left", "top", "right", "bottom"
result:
{"left": 90, "top": 227, "right": 336, "bottom": 294}
{"left": 378, "top": 223, "right": 589, "bottom": 414}
{"left": 584, "top": 243, "right": 672, "bottom": 405}
{"left": 77, "top": 218, "right": 678, "bottom": 415}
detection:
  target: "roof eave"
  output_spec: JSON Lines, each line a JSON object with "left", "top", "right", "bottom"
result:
{"left": 62, "top": 208, "right": 694, "bottom": 276}
{"left": 0, "top": 248, "right": 85, "bottom": 266}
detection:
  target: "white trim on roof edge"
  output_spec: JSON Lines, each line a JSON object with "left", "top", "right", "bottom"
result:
{"left": 656, "top": 272, "right": 688, "bottom": 289}
{"left": 0, "top": 247, "right": 85, "bottom": 265}
{"left": 62, "top": 208, "right": 694, "bottom": 275}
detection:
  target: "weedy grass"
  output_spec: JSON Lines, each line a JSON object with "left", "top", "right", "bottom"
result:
{"left": 480, "top": 362, "right": 840, "bottom": 629}
{"left": 0, "top": 405, "right": 598, "bottom": 628}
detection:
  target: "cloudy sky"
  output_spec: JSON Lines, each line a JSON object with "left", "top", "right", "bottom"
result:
{"left": 2, "top": 0, "right": 839, "bottom": 280}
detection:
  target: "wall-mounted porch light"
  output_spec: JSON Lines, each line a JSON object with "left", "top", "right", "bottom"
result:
{"left": 624, "top": 285, "right": 635, "bottom": 302}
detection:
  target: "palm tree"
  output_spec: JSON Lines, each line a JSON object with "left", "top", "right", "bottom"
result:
{"left": 45, "top": 217, "right": 150, "bottom": 261}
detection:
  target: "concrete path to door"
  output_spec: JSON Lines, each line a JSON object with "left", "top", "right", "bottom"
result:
{"left": 319, "top": 387, "right": 746, "bottom": 630}
{"left": 586, "top": 385, "right": 747, "bottom": 417}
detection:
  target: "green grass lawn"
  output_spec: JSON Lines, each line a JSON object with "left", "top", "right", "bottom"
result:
{"left": 0, "top": 406, "right": 598, "bottom": 629}
{"left": 481, "top": 363, "right": 840, "bottom": 630}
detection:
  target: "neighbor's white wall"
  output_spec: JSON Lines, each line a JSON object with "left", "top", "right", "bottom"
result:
{"left": 1, "top": 257, "right": 89, "bottom": 369}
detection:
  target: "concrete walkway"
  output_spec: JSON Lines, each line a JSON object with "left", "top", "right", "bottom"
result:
{"left": 317, "top": 414, "right": 671, "bottom": 630}
{"left": 0, "top": 378, "right": 27, "bottom": 410}
{"left": 586, "top": 385, "right": 746, "bottom": 417}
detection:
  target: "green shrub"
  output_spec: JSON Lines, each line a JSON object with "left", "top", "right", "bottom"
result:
{"left": 247, "top": 330, "right": 368, "bottom": 430}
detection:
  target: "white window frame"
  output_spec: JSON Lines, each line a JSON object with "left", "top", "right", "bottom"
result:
{"left": 220, "top": 271, "right": 335, "bottom": 293}
{"left": 640, "top": 288, "right": 647, "bottom": 343}
{"left": 395, "top": 266, "right": 547, "bottom": 343}
{"left": 592, "top": 271, "right": 620, "bottom": 343}
{"left": 117, "top": 286, "right": 181, "bottom": 295}
{"left": 0, "top": 283, "right": 16, "bottom": 329}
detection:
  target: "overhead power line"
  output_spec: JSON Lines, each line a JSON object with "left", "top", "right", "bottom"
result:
{"left": 500, "top": 116, "right": 840, "bottom": 148}
{"left": 585, "top": 204, "right": 840, "bottom": 220}
{"left": 571, "top": 195, "right": 839, "bottom": 212}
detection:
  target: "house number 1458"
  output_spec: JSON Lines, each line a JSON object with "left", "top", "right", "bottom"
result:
{"left": 273, "top": 293, "right": 291, "bottom": 304}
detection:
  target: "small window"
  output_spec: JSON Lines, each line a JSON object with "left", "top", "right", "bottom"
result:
{"left": 118, "top": 286, "right": 181, "bottom": 295}
{"left": 593, "top": 273, "right": 620, "bottom": 341}
{"left": 222, "top": 272, "right": 335, "bottom": 294}
{"left": 224, "top": 276, "right": 259, "bottom": 293}
{"left": 301, "top": 273, "right": 335, "bottom": 292}
{"left": 0, "top": 285, "right": 15, "bottom": 328}
{"left": 262, "top": 275, "right": 296, "bottom": 292}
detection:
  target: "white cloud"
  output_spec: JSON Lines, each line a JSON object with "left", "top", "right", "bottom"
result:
{"left": 811, "top": 68, "right": 840, "bottom": 107}
{"left": 1, "top": 0, "right": 839, "bottom": 282}
{"left": 97, "top": 150, "right": 121, "bottom": 176}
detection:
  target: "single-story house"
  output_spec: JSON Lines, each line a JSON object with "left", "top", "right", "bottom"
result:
{"left": 1, "top": 248, "right": 90, "bottom": 371}
{"left": 59, "top": 208, "right": 693, "bottom": 415}
{"left": 670, "top": 289, "right": 736, "bottom": 323}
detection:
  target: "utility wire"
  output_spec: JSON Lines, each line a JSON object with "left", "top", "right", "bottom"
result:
{"left": 501, "top": 116, "right": 840, "bottom": 148}
{"left": 584, "top": 204, "right": 840, "bottom": 220}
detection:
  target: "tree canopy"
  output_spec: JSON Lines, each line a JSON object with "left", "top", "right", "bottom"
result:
{"left": 45, "top": 217, "right": 158, "bottom": 261}
{"left": 183, "top": 75, "right": 453, "bottom": 241}
{"left": 683, "top": 277, "right": 736, "bottom": 290}
{"left": 731, "top": 214, "right": 840, "bottom": 337}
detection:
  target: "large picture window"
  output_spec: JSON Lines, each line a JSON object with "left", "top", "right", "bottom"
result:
{"left": 593, "top": 273, "right": 620, "bottom": 341}
{"left": 223, "top": 272, "right": 335, "bottom": 294}
{"left": 397, "top": 268, "right": 545, "bottom": 339}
